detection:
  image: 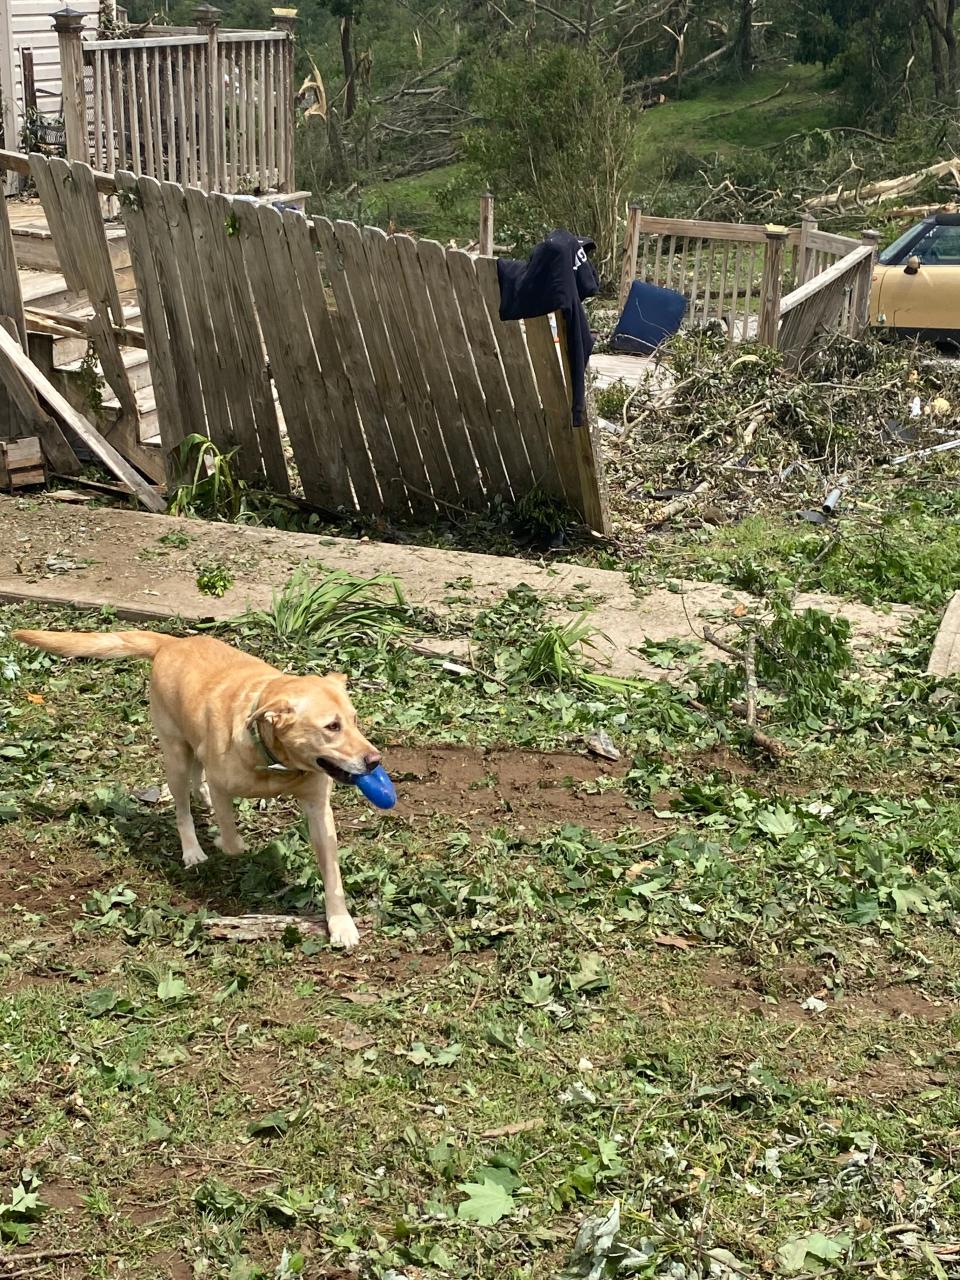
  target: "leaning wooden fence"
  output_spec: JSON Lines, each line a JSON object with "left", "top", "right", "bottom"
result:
{"left": 617, "top": 207, "right": 876, "bottom": 348}
{"left": 56, "top": 11, "right": 296, "bottom": 193}
{"left": 6, "top": 153, "right": 609, "bottom": 530}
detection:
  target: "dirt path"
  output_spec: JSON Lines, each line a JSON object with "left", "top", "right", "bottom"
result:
{"left": 0, "top": 496, "right": 912, "bottom": 678}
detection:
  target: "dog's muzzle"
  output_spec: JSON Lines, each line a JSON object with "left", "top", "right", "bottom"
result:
{"left": 315, "top": 758, "right": 359, "bottom": 785}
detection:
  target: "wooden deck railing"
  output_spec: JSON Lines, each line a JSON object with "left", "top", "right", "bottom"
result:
{"left": 55, "top": 8, "right": 295, "bottom": 194}
{"left": 618, "top": 208, "right": 868, "bottom": 347}
{"left": 777, "top": 243, "right": 876, "bottom": 369}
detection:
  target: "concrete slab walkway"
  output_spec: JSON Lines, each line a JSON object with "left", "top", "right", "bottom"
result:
{"left": 0, "top": 497, "right": 912, "bottom": 680}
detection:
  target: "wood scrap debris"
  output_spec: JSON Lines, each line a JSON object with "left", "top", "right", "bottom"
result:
{"left": 927, "top": 591, "right": 960, "bottom": 679}
{"left": 0, "top": 323, "right": 165, "bottom": 512}
{"left": 0, "top": 436, "right": 45, "bottom": 490}
{"left": 202, "top": 913, "right": 328, "bottom": 942}
{"left": 602, "top": 331, "right": 960, "bottom": 548}
{"left": 0, "top": 317, "right": 80, "bottom": 476}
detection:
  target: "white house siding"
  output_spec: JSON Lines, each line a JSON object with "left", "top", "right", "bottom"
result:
{"left": 1, "top": 0, "right": 98, "bottom": 143}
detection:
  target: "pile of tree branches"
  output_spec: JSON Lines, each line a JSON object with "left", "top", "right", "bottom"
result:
{"left": 601, "top": 330, "right": 960, "bottom": 542}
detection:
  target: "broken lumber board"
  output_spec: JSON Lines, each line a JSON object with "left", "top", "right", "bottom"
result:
{"left": 0, "top": 316, "right": 81, "bottom": 473}
{"left": 25, "top": 307, "right": 148, "bottom": 351}
{"left": 0, "top": 146, "right": 117, "bottom": 195}
{"left": 0, "top": 436, "right": 44, "bottom": 489}
{"left": 0, "top": 191, "right": 27, "bottom": 350}
{"left": 202, "top": 914, "right": 329, "bottom": 942}
{"left": 927, "top": 590, "right": 960, "bottom": 679}
{"left": 0, "top": 322, "right": 165, "bottom": 512}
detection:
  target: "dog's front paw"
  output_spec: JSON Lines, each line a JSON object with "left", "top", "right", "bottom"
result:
{"left": 214, "top": 833, "right": 246, "bottom": 855}
{"left": 182, "top": 845, "right": 208, "bottom": 869}
{"left": 327, "top": 913, "right": 360, "bottom": 950}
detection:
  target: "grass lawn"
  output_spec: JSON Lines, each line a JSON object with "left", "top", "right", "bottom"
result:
{"left": 2, "top": 502, "right": 960, "bottom": 1280}
{"left": 633, "top": 64, "right": 834, "bottom": 177}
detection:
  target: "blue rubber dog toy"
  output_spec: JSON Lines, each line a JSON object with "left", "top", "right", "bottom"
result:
{"left": 354, "top": 764, "right": 396, "bottom": 810}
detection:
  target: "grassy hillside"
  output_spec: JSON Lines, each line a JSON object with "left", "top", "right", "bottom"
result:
{"left": 361, "top": 64, "right": 836, "bottom": 243}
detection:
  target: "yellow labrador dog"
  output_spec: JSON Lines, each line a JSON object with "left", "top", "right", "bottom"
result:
{"left": 13, "top": 629, "right": 382, "bottom": 949}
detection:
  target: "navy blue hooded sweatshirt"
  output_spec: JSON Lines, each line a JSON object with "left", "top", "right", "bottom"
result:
{"left": 496, "top": 230, "right": 599, "bottom": 426}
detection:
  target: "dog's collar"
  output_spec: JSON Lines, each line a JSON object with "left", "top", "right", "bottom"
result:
{"left": 248, "top": 706, "right": 303, "bottom": 774}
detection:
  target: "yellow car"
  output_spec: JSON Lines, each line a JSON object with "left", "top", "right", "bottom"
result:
{"left": 870, "top": 213, "right": 960, "bottom": 345}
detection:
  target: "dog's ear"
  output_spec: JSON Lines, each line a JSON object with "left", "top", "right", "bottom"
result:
{"left": 248, "top": 699, "right": 294, "bottom": 729}
{"left": 326, "top": 673, "right": 348, "bottom": 688}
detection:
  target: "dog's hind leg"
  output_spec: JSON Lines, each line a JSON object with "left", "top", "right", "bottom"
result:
{"left": 159, "top": 735, "right": 207, "bottom": 869}
{"left": 208, "top": 784, "right": 246, "bottom": 856}
{"left": 190, "top": 760, "right": 213, "bottom": 811}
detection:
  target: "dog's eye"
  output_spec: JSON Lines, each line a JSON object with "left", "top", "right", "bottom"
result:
{"left": 327, "top": 719, "right": 341, "bottom": 733}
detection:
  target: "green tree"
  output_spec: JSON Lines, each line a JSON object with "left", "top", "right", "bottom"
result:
{"left": 461, "top": 44, "right": 634, "bottom": 275}
{"left": 795, "top": 0, "right": 958, "bottom": 124}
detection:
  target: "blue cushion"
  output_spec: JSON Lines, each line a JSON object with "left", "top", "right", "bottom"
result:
{"left": 610, "top": 280, "right": 687, "bottom": 355}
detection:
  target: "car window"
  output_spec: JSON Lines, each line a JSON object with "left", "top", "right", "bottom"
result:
{"left": 911, "top": 223, "right": 960, "bottom": 264}
{"left": 879, "top": 223, "right": 927, "bottom": 264}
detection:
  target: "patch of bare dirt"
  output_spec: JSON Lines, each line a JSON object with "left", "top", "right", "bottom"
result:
{"left": 694, "top": 960, "right": 957, "bottom": 1026}
{"left": 141, "top": 1251, "right": 193, "bottom": 1279}
{"left": 0, "top": 834, "right": 113, "bottom": 921}
{"left": 0, "top": 938, "right": 127, "bottom": 995}
{"left": 41, "top": 1182, "right": 86, "bottom": 1210}
{"left": 231, "top": 1048, "right": 285, "bottom": 1105}
{"left": 830, "top": 1054, "right": 953, "bottom": 1100}
{"left": 843, "top": 984, "right": 956, "bottom": 1021}
{"left": 383, "top": 745, "right": 648, "bottom": 833}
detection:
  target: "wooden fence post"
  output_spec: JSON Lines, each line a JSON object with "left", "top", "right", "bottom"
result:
{"left": 195, "top": 3, "right": 222, "bottom": 190}
{"left": 618, "top": 202, "right": 641, "bottom": 311}
{"left": 53, "top": 7, "right": 89, "bottom": 164}
{"left": 758, "top": 225, "right": 788, "bottom": 348}
{"left": 797, "top": 211, "right": 818, "bottom": 285}
{"left": 21, "top": 49, "right": 37, "bottom": 117}
{"left": 272, "top": 7, "right": 297, "bottom": 191}
{"left": 479, "top": 191, "right": 494, "bottom": 256}
{"left": 851, "top": 228, "right": 881, "bottom": 334}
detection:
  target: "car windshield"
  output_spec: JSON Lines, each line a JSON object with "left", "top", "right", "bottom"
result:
{"left": 909, "top": 223, "right": 960, "bottom": 264}
{"left": 879, "top": 223, "right": 927, "bottom": 264}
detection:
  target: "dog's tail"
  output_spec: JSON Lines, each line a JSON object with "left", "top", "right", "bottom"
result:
{"left": 12, "top": 629, "right": 174, "bottom": 661}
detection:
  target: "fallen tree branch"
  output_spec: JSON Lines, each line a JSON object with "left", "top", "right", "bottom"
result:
{"left": 698, "top": 80, "right": 787, "bottom": 123}
{"left": 515, "top": 0, "right": 587, "bottom": 35}
{"left": 646, "top": 39, "right": 731, "bottom": 86}
{"left": 744, "top": 632, "right": 757, "bottom": 728}
{"left": 700, "top": 628, "right": 787, "bottom": 761}
{"left": 805, "top": 158, "right": 960, "bottom": 210}
{"left": 645, "top": 479, "right": 712, "bottom": 527}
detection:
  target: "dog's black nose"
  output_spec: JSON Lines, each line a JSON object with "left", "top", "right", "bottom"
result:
{"left": 363, "top": 750, "right": 382, "bottom": 770}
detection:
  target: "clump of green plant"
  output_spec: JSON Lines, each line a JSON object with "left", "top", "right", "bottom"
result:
{"left": 195, "top": 561, "right": 234, "bottom": 598}
{"left": 76, "top": 345, "right": 105, "bottom": 415}
{"left": 594, "top": 379, "right": 631, "bottom": 422}
{"left": 487, "top": 601, "right": 655, "bottom": 700}
{"left": 158, "top": 529, "right": 192, "bottom": 550}
{"left": 168, "top": 434, "right": 245, "bottom": 521}
{"left": 510, "top": 486, "right": 573, "bottom": 542}
{"left": 245, "top": 564, "right": 412, "bottom": 645}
